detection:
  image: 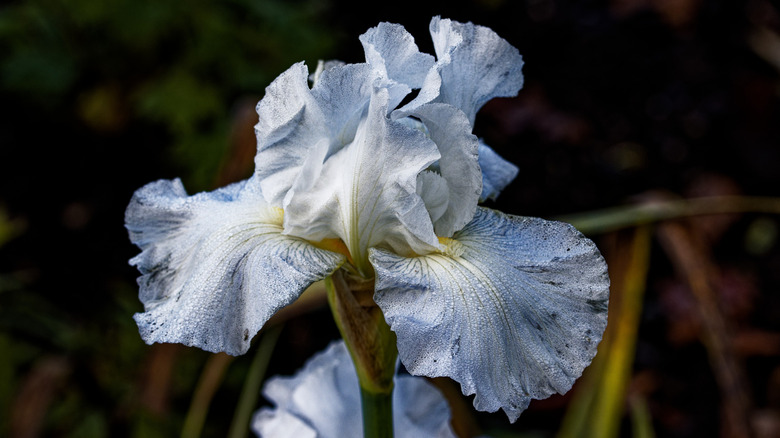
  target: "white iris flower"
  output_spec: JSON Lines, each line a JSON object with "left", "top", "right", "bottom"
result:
{"left": 252, "top": 341, "right": 456, "bottom": 438}
{"left": 126, "top": 17, "right": 609, "bottom": 422}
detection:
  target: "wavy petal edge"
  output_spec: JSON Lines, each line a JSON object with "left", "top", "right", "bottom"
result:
{"left": 126, "top": 178, "right": 344, "bottom": 356}
{"left": 371, "top": 207, "right": 609, "bottom": 421}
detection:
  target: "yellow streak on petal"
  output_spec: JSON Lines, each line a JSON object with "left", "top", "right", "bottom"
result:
{"left": 312, "top": 238, "right": 354, "bottom": 265}
{"left": 268, "top": 207, "right": 353, "bottom": 267}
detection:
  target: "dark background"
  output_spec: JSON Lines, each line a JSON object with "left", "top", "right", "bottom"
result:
{"left": 1, "top": 0, "right": 779, "bottom": 437}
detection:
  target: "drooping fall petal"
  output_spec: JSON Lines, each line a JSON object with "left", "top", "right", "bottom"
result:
{"left": 371, "top": 207, "right": 609, "bottom": 421}
{"left": 126, "top": 178, "right": 344, "bottom": 355}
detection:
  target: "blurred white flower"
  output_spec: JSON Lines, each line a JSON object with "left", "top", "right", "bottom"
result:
{"left": 252, "top": 341, "right": 456, "bottom": 438}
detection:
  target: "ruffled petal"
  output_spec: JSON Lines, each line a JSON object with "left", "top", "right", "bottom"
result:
{"left": 429, "top": 17, "right": 524, "bottom": 126}
{"left": 252, "top": 341, "right": 456, "bottom": 438}
{"left": 254, "top": 63, "right": 323, "bottom": 206}
{"left": 310, "top": 59, "right": 344, "bottom": 87}
{"left": 416, "top": 170, "right": 449, "bottom": 225}
{"left": 126, "top": 178, "right": 344, "bottom": 356}
{"left": 360, "top": 21, "right": 435, "bottom": 109}
{"left": 283, "top": 87, "right": 441, "bottom": 275}
{"left": 370, "top": 207, "right": 609, "bottom": 421}
{"left": 410, "top": 103, "right": 481, "bottom": 236}
{"left": 254, "top": 62, "right": 374, "bottom": 206}
{"left": 478, "top": 141, "right": 519, "bottom": 201}
{"left": 309, "top": 62, "right": 375, "bottom": 147}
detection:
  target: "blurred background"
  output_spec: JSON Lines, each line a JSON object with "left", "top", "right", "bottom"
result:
{"left": 1, "top": 0, "right": 780, "bottom": 437}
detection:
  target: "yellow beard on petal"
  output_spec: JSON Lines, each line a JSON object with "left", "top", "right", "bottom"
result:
{"left": 263, "top": 206, "right": 285, "bottom": 226}
{"left": 437, "top": 237, "right": 465, "bottom": 258}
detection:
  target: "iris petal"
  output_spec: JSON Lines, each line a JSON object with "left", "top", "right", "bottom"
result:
{"left": 416, "top": 170, "right": 449, "bottom": 224}
{"left": 254, "top": 62, "right": 374, "bottom": 206}
{"left": 126, "top": 178, "right": 344, "bottom": 356}
{"left": 370, "top": 207, "right": 609, "bottom": 421}
{"left": 410, "top": 103, "right": 481, "bottom": 236}
{"left": 360, "top": 21, "right": 435, "bottom": 109}
{"left": 252, "top": 341, "right": 456, "bottom": 438}
{"left": 478, "top": 141, "right": 519, "bottom": 201}
{"left": 366, "top": 17, "right": 523, "bottom": 230}
{"left": 284, "top": 87, "right": 441, "bottom": 274}
{"left": 429, "top": 17, "right": 525, "bottom": 126}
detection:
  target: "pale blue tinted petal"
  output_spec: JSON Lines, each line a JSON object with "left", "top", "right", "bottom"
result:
{"left": 126, "top": 178, "right": 344, "bottom": 356}
{"left": 371, "top": 208, "right": 609, "bottom": 422}
{"left": 252, "top": 410, "right": 315, "bottom": 438}
{"left": 360, "top": 21, "right": 435, "bottom": 89}
{"left": 310, "top": 59, "right": 345, "bottom": 87}
{"left": 412, "top": 103, "right": 481, "bottom": 236}
{"left": 396, "top": 372, "right": 456, "bottom": 438}
{"left": 257, "top": 342, "right": 358, "bottom": 438}
{"left": 393, "top": 64, "right": 443, "bottom": 118}
{"left": 416, "top": 170, "right": 449, "bottom": 225}
{"left": 284, "top": 88, "right": 440, "bottom": 274}
{"left": 309, "top": 62, "right": 375, "bottom": 148}
{"left": 252, "top": 341, "right": 456, "bottom": 438}
{"left": 254, "top": 62, "right": 323, "bottom": 205}
{"left": 429, "top": 17, "right": 524, "bottom": 126}
{"left": 478, "top": 141, "right": 519, "bottom": 201}
{"left": 254, "top": 62, "right": 373, "bottom": 206}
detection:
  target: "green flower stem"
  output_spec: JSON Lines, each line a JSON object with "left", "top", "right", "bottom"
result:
{"left": 360, "top": 386, "right": 394, "bottom": 438}
{"left": 326, "top": 270, "right": 397, "bottom": 438}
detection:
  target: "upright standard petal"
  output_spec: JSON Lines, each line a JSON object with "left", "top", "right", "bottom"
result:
{"left": 360, "top": 21, "right": 435, "bottom": 109}
{"left": 283, "top": 87, "right": 441, "bottom": 276}
{"left": 126, "top": 178, "right": 344, "bottom": 356}
{"left": 410, "top": 103, "right": 481, "bottom": 237}
{"left": 370, "top": 208, "right": 609, "bottom": 421}
{"left": 252, "top": 341, "right": 456, "bottom": 438}
{"left": 254, "top": 62, "right": 374, "bottom": 206}
{"left": 429, "top": 17, "right": 524, "bottom": 126}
